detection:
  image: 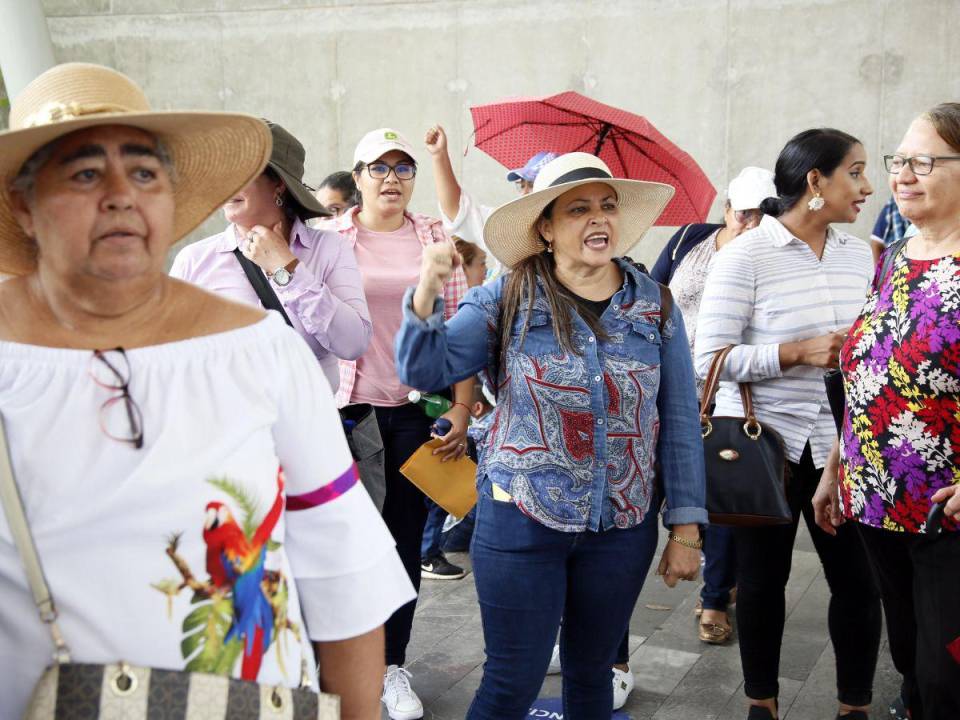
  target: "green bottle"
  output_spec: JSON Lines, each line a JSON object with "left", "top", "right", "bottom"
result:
{"left": 408, "top": 390, "right": 452, "bottom": 419}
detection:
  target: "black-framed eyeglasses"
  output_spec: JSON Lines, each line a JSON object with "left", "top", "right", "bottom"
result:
{"left": 884, "top": 154, "right": 960, "bottom": 175}
{"left": 365, "top": 162, "right": 416, "bottom": 181}
{"left": 90, "top": 348, "right": 144, "bottom": 450}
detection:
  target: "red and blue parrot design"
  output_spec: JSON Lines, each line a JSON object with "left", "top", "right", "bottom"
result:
{"left": 202, "top": 472, "right": 285, "bottom": 681}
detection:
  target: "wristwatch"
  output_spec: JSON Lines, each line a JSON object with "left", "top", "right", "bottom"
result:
{"left": 268, "top": 258, "right": 299, "bottom": 287}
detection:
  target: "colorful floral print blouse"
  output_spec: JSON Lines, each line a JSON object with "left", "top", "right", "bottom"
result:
{"left": 839, "top": 246, "right": 960, "bottom": 533}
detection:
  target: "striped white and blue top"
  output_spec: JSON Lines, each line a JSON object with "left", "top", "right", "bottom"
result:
{"left": 694, "top": 214, "right": 874, "bottom": 467}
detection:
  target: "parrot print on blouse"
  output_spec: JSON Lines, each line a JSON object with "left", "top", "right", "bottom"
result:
{"left": 203, "top": 471, "right": 284, "bottom": 680}
{"left": 153, "top": 469, "right": 301, "bottom": 682}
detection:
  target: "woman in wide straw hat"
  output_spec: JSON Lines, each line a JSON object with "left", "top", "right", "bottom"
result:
{"left": 396, "top": 152, "right": 707, "bottom": 718}
{"left": 0, "top": 62, "right": 413, "bottom": 720}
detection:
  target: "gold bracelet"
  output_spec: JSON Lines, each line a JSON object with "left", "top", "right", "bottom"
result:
{"left": 669, "top": 532, "right": 703, "bottom": 550}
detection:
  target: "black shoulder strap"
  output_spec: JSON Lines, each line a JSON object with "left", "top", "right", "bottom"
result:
{"left": 658, "top": 283, "right": 673, "bottom": 334}
{"left": 878, "top": 236, "right": 909, "bottom": 285}
{"left": 626, "top": 258, "right": 672, "bottom": 332}
{"left": 232, "top": 248, "right": 293, "bottom": 327}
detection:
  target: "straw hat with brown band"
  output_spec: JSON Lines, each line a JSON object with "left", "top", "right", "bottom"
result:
{"left": 482, "top": 152, "right": 676, "bottom": 269}
{"left": 0, "top": 62, "right": 272, "bottom": 276}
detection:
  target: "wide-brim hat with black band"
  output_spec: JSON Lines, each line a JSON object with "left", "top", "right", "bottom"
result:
{"left": 263, "top": 120, "right": 330, "bottom": 219}
{"left": 0, "top": 62, "right": 272, "bottom": 276}
{"left": 483, "top": 152, "right": 675, "bottom": 269}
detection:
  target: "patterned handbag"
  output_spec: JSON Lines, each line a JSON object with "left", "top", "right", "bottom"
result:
{"left": 0, "top": 416, "right": 340, "bottom": 720}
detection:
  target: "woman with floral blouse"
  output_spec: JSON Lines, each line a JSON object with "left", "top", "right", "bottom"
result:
{"left": 814, "top": 103, "right": 960, "bottom": 720}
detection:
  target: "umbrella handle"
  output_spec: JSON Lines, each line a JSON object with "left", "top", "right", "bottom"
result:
{"left": 463, "top": 127, "right": 477, "bottom": 158}
{"left": 466, "top": 118, "right": 490, "bottom": 156}
{"left": 593, "top": 123, "right": 613, "bottom": 155}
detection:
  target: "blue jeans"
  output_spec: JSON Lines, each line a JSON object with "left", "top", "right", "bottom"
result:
{"left": 466, "top": 479, "right": 659, "bottom": 720}
{"left": 701, "top": 525, "right": 736, "bottom": 611}
{"left": 421, "top": 499, "right": 447, "bottom": 560}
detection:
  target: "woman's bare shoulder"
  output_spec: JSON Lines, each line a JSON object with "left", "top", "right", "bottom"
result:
{"left": 169, "top": 279, "right": 267, "bottom": 336}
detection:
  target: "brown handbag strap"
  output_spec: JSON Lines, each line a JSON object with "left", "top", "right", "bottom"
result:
{"left": 738, "top": 383, "right": 758, "bottom": 424}
{"left": 699, "top": 345, "right": 732, "bottom": 418}
{"left": 699, "top": 346, "right": 759, "bottom": 425}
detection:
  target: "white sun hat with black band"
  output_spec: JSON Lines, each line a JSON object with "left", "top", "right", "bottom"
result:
{"left": 483, "top": 152, "right": 675, "bottom": 269}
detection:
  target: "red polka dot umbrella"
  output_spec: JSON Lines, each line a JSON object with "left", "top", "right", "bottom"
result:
{"left": 470, "top": 91, "right": 716, "bottom": 225}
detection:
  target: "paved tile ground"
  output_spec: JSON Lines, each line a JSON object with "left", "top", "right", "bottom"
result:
{"left": 388, "top": 523, "right": 900, "bottom": 719}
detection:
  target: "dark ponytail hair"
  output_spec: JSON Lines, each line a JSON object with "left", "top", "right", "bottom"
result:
{"left": 761, "top": 128, "right": 862, "bottom": 216}
{"left": 320, "top": 170, "right": 360, "bottom": 208}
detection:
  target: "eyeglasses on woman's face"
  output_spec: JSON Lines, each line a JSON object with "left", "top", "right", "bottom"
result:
{"left": 884, "top": 154, "right": 960, "bottom": 176}
{"left": 365, "top": 161, "right": 416, "bottom": 181}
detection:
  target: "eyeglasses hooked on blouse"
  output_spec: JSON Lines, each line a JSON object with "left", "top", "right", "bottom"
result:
{"left": 89, "top": 348, "right": 144, "bottom": 450}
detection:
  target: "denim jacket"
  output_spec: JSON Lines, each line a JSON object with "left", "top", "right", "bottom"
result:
{"left": 395, "top": 259, "right": 707, "bottom": 533}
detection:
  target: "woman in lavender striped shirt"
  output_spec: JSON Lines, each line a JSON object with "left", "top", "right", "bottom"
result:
{"left": 694, "top": 129, "right": 881, "bottom": 720}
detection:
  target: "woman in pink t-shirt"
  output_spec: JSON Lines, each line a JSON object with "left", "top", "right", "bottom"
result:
{"left": 317, "top": 128, "right": 473, "bottom": 720}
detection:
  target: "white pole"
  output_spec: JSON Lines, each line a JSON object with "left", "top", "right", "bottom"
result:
{"left": 0, "top": 0, "right": 56, "bottom": 99}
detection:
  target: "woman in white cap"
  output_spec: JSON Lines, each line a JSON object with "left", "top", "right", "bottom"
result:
{"left": 648, "top": 166, "right": 775, "bottom": 648}
{"left": 316, "top": 128, "right": 473, "bottom": 720}
{"left": 395, "top": 152, "right": 707, "bottom": 718}
{"left": 0, "top": 63, "right": 413, "bottom": 720}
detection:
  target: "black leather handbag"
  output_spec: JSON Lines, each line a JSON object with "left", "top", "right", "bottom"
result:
{"left": 700, "top": 346, "right": 792, "bottom": 527}
{"left": 823, "top": 369, "right": 845, "bottom": 436}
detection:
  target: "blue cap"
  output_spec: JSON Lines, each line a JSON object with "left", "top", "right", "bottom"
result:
{"left": 506, "top": 151, "right": 558, "bottom": 183}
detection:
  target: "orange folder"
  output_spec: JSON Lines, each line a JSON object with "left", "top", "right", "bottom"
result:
{"left": 399, "top": 438, "right": 478, "bottom": 518}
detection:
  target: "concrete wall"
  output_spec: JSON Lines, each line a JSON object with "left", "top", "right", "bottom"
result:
{"left": 22, "top": 0, "right": 960, "bottom": 264}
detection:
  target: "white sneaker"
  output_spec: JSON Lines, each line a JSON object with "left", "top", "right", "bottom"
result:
{"left": 612, "top": 666, "right": 634, "bottom": 710}
{"left": 546, "top": 643, "right": 562, "bottom": 675}
{"left": 381, "top": 665, "right": 423, "bottom": 720}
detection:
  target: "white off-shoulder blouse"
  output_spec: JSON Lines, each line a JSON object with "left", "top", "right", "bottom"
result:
{"left": 0, "top": 313, "right": 414, "bottom": 718}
